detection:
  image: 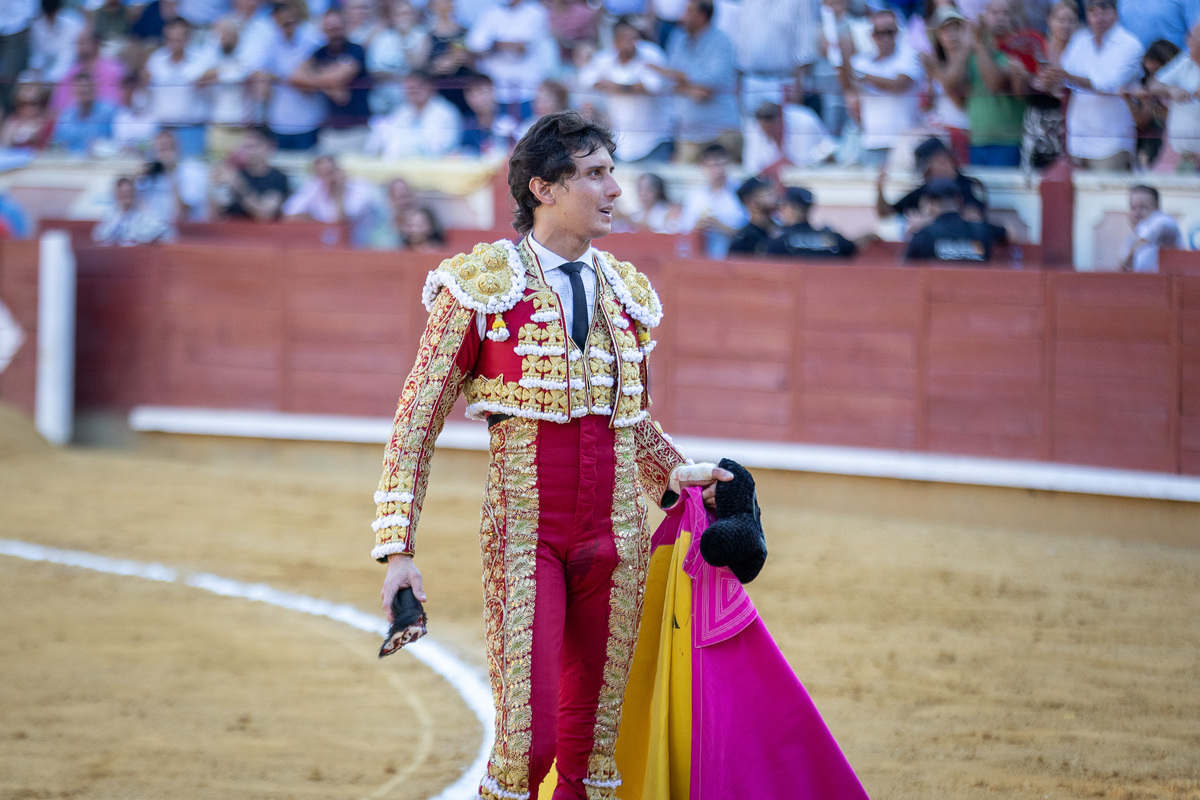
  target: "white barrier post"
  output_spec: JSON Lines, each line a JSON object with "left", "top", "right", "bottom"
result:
{"left": 35, "top": 230, "right": 76, "bottom": 445}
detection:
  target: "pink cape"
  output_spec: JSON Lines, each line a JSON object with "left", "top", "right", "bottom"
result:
{"left": 618, "top": 487, "right": 871, "bottom": 799}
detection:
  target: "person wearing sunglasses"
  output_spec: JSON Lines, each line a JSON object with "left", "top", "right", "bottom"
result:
{"left": 838, "top": 8, "right": 925, "bottom": 167}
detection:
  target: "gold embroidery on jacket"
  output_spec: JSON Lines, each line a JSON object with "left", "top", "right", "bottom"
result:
{"left": 584, "top": 426, "right": 650, "bottom": 798}
{"left": 480, "top": 417, "right": 540, "bottom": 799}
{"left": 374, "top": 290, "right": 473, "bottom": 557}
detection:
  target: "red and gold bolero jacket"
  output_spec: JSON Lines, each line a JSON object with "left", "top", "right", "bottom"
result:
{"left": 372, "top": 238, "right": 687, "bottom": 561}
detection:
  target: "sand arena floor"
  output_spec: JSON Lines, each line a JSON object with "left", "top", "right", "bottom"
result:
{"left": 2, "top": 402, "right": 1199, "bottom": 800}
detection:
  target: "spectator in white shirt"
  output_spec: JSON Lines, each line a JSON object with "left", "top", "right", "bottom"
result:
{"left": 366, "top": 69, "right": 462, "bottom": 158}
{"left": 144, "top": 18, "right": 215, "bottom": 158}
{"left": 814, "top": 0, "right": 874, "bottom": 135}
{"left": 93, "top": 176, "right": 175, "bottom": 246}
{"left": 219, "top": 0, "right": 275, "bottom": 69}
{"left": 258, "top": 1, "right": 326, "bottom": 150}
{"left": 283, "top": 154, "right": 380, "bottom": 246}
{"left": 29, "top": 0, "right": 86, "bottom": 85}
{"left": 733, "top": 0, "right": 819, "bottom": 115}
{"left": 366, "top": 0, "right": 432, "bottom": 114}
{"left": 578, "top": 17, "right": 673, "bottom": 163}
{"left": 1120, "top": 184, "right": 1184, "bottom": 272}
{"left": 679, "top": 142, "right": 749, "bottom": 257}
{"left": 137, "top": 129, "right": 211, "bottom": 222}
{"left": 1043, "top": 0, "right": 1144, "bottom": 169}
{"left": 1149, "top": 21, "right": 1200, "bottom": 169}
{"left": 112, "top": 72, "right": 160, "bottom": 154}
{"left": 840, "top": 9, "right": 925, "bottom": 167}
{"left": 200, "top": 19, "right": 262, "bottom": 156}
{"left": 466, "top": 0, "right": 556, "bottom": 115}
{"left": 742, "top": 99, "right": 835, "bottom": 178}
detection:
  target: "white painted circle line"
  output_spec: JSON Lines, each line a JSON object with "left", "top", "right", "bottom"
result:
{"left": 0, "top": 538, "right": 494, "bottom": 800}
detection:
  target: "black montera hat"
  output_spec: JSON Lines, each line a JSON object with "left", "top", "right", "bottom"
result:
{"left": 699, "top": 458, "right": 768, "bottom": 584}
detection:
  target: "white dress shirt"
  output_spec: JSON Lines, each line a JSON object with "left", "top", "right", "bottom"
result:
{"left": 146, "top": 47, "right": 216, "bottom": 126}
{"left": 1060, "top": 25, "right": 1144, "bottom": 160}
{"left": 473, "top": 235, "right": 601, "bottom": 339}
{"left": 0, "top": 0, "right": 38, "bottom": 37}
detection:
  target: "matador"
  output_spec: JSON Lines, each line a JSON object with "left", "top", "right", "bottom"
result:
{"left": 372, "top": 111, "right": 729, "bottom": 800}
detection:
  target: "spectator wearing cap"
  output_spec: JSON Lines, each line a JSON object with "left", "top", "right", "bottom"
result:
{"left": 1148, "top": 22, "right": 1200, "bottom": 170}
{"left": 733, "top": 0, "right": 819, "bottom": 115}
{"left": 653, "top": 0, "right": 743, "bottom": 163}
{"left": 944, "top": 0, "right": 1028, "bottom": 167}
{"left": 877, "top": 136, "right": 987, "bottom": 225}
{"left": 49, "top": 71, "right": 117, "bottom": 154}
{"left": 728, "top": 176, "right": 779, "bottom": 255}
{"left": 839, "top": 8, "right": 926, "bottom": 167}
{"left": 904, "top": 177, "right": 1004, "bottom": 262}
{"left": 1120, "top": 184, "right": 1183, "bottom": 271}
{"left": 577, "top": 17, "right": 674, "bottom": 163}
{"left": 258, "top": 2, "right": 325, "bottom": 151}
{"left": 919, "top": 5, "right": 973, "bottom": 164}
{"left": 1043, "top": 0, "right": 1144, "bottom": 170}
{"left": 1118, "top": 0, "right": 1200, "bottom": 50}
{"left": 768, "top": 186, "right": 861, "bottom": 258}
{"left": 679, "top": 142, "right": 748, "bottom": 257}
{"left": 742, "top": 100, "right": 836, "bottom": 179}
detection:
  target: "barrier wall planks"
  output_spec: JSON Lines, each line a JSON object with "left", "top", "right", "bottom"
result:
{"left": 2, "top": 235, "right": 1199, "bottom": 477}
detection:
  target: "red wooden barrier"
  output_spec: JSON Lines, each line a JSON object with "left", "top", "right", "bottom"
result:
{"left": 1, "top": 236, "right": 1197, "bottom": 476}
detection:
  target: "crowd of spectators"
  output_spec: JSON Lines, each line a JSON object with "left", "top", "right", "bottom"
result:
{"left": 0, "top": 0, "right": 1196, "bottom": 252}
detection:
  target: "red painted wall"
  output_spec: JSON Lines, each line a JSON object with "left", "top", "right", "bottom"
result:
{"left": 2, "top": 228, "right": 1198, "bottom": 476}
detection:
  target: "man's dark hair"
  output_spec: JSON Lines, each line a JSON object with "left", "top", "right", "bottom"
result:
{"left": 507, "top": 110, "right": 616, "bottom": 235}
{"left": 699, "top": 142, "right": 728, "bottom": 161}
{"left": 690, "top": 0, "right": 714, "bottom": 22}
{"left": 1131, "top": 184, "right": 1161, "bottom": 207}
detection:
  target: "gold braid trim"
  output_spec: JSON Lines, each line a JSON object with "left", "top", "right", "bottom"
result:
{"left": 584, "top": 427, "right": 652, "bottom": 799}
{"left": 480, "top": 417, "right": 541, "bottom": 799}
{"left": 632, "top": 419, "right": 687, "bottom": 503}
{"left": 372, "top": 290, "right": 474, "bottom": 561}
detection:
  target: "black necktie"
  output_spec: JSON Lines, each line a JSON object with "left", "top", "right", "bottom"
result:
{"left": 559, "top": 261, "right": 590, "bottom": 351}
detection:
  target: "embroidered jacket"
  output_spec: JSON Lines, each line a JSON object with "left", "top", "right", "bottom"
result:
{"left": 372, "top": 238, "right": 687, "bottom": 560}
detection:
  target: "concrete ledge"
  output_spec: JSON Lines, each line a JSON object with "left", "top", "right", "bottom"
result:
{"left": 128, "top": 405, "right": 1200, "bottom": 504}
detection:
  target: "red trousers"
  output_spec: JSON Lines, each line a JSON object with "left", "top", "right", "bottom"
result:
{"left": 480, "top": 414, "right": 646, "bottom": 800}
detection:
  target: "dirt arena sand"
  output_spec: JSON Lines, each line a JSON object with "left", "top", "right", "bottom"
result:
{"left": 2, "top": 402, "right": 1200, "bottom": 800}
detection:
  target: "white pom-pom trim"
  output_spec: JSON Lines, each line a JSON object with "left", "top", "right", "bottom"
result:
{"left": 371, "top": 541, "right": 412, "bottom": 561}
{"left": 465, "top": 402, "right": 571, "bottom": 424}
{"left": 422, "top": 239, "right": 526, "bottom": 314}
{"left": 599, "top": 257, "right": 663, "bottom": 328}
{"left": 613, "top": 410, "right": 649, "bottom": 427}
{"left": 480, "top": 776, "right": 530, "bottom": 800}
{"left": 514, "top": 343, "right": 566, "bottom": 357}
{"left": 531, "top": 310, "right": 559, "bottom": 323}
{"left": 588, "top": 347, "right": 616, "bottom": 364}
{"left": 590, "top": 404, "right": 614, "bottom": 415}
{"left": 583, "top": 777, "right": 622, "bottom": 789}
{"left": 518, "top": 377, "right": 569, "bottom": 390}
{"left": 486, "top": 327, "right": 510, "bottom": 342}
{"left": 620, "top": 350, "right": 644, "bottom": 363}
{"left": 611, "top": 316, "right": 630, "bottom": 329}
{"left": 374, "top": 491, "right": 414, "bottom": 504}
{"left": 642, "top": 339, "right": 658, "bottom": 354}
{"left": 622, "top": 384, "right": 645, "bottom": 396}
{"left": 372, "top": 513, "right": 411, "bottom": 531}
{"left": 591, "top": 375, "right": 615, "bottom": 387}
